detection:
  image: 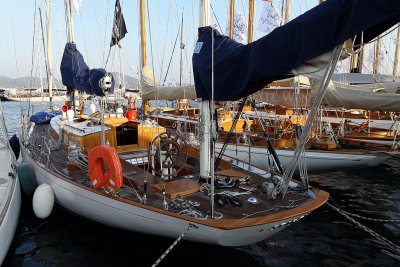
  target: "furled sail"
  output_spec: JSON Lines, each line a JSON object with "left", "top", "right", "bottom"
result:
{"left": 308, "top": 78, "right": 400, "bottom": 111}
{"left": 140, "top": 65, "right": 197, "bottom": 100}
{"left": 60, "top": 43, "right": 115, "bottom": 96}
{"left": 193, "top": 0, "right": 400, "bottom": 101}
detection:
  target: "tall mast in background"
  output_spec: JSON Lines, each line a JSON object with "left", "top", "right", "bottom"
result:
{"left": 393, "top": 23, "right": 400, "bottom": 76}
{"left": 229, "top": 0, "right": 235, "bottom": 38}
{"left": 284, "top": 0, "right": 290, "bottom": 24}
{"left": 248, "top": 0, "right": 254, "bottom": 43}
{"left": 140, "top": 0, "right": 147, "bottom": 67}
{"left": 45, "top": 0, "right": 53, "bottom": 108}
{"left": 373, "top": 36, "right": 381, "bottom": 74}
{"left": 65, "top": 0, "right": 75, "bottom": 43}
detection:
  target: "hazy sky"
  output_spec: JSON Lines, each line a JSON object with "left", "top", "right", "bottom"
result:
{"left": 1, "top": 0, "right": 397, "bottom": 87}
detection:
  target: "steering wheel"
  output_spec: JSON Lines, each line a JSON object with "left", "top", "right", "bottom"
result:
{"left": 277, "top": 118, "right": 294, "bottom": 139}
{"left": 148, "top": 132, "right": 188, "bottom": 177}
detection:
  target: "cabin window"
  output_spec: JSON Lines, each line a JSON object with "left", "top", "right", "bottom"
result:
{"left": 116, "top": 122, "right": 138, "bottom": 146}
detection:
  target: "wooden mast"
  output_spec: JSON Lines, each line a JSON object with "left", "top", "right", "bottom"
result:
{"left": 373, "top": 36, "right": 381, "bottom": 74}
{"left": 284, "top": 0, "right": 290, "bottom": 24}
{"left": 393, "top": 23, "right": 400, "bottom": 76}
{"left": 140, "top": 0, "right": 147, "bottom": 67}
{"left": 139, "top": 0, "right": 149, "bottom": 111}
{"left": 248, "top": 0, "right": 254, "bottom": 43}
{"left": 229, "top": 0, "right": 235, "bottom": 38}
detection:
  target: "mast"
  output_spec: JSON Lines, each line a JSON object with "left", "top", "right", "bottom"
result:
{"left": 229, "top": 0, "right": 235, "bottom": 38}
{"left": 65, "top": 0, "right": 75, "bottom": 43}
{"left": 45, "top": 0, "right": 53, "bottom": 108}
{"left": 248, "top": 0, "right": 254, "bottom": 43}
{"left": 284, "top": 0, "right": 290, "bottom": 24}
{"left": 139, "top": 0, "right": 149, "bottom": 113}
{"left": 65, "top": 0, "right": 76, "bottom": 112}
{"left": 393, "top": 23, "right": 400, "bottom": 76}
{"left": 373, "top": 35, "right": 381, "bottom": 74}
{"left": 140, "top": 0, "right": 146, "bottom": 67}
{"left": 350, "top": 52, "right": 361, "bottom": 73}
{"left": 198, "top": 0, "right": 212, "bottom": 208}
{"left": 179, "top": 9, "right": 184, "bottom": 87}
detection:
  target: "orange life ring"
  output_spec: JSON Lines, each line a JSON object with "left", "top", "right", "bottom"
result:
{"left": 354, "top": 121, "right": 369, "bottom": 132}
{"left": 88, "top": 145, "right": 123, "bottom": 190}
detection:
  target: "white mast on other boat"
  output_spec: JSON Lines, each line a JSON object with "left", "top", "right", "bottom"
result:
{"left": 46, "top": 0, "right": 53, "bottom": 108}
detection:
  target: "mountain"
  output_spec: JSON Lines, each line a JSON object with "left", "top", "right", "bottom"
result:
{"left": 0, "top": 73, "right": 139, "bottom": 90}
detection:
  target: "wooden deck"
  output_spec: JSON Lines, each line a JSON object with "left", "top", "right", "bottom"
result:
{"left": 27, "top": 123, "right": 314, "bottom": 222}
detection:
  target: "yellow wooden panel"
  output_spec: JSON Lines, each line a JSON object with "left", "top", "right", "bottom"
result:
{"left": 216, "top": 169, "right": 251, "bottom": 181}
{"left": 312, "top": 140, "right": 337, "bottom": 150}
{"left": 153, "top": 179, "right": 202, "bottom": 199}
{"left": 104, "top": 117, "right": 129, "bottom": 127}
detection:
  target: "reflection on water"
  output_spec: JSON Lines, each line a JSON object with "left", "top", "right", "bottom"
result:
{"left": 2, "top": 101, "right": 400, "bottom": 266}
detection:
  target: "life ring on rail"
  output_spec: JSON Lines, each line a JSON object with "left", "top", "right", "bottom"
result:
{"left": 88, "top": 145, "right": 123, "bottom": 189}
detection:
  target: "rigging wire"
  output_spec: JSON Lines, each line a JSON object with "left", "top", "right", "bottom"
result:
{"left": 275, "top": 44, "right": 344, "bottom": 198}
{"left": 28, "top": 0, "right": 38, "bottom": 117}
{"left": 158, "top": 0, "right": 173, "bottom": 83}
{"left": 9, "top": 0, "right": 19, "bottom": 79}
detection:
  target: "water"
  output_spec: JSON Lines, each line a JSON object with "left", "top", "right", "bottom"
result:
{"left": 2, "top": 101, "right": 400, "bottom": 266}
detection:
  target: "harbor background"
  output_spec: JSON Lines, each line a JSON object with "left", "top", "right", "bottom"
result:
{"left": 1, "top": 100, "right": 400, "bottom": 266}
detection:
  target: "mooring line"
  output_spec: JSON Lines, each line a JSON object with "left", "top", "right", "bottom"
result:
{"left": 152, "top": 223, "right": 198, "bottom": 267}
{"left": 327, "top": 201, "right": 400, "bottom": 255}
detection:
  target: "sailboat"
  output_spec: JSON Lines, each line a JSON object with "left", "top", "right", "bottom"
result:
{"left": 0, "top": 104, "right": 21, "bottom": 264}
{"left": 19, "top": 0, "right": 400, "bottom": 248}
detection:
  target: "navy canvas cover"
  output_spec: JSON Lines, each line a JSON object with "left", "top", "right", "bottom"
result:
{"left": 60, "top": 43, "right": 115, "bottom": 96}
{"left": 193, "top": 0, "right": 400, "bottom": 101}
{"left": 30, "top": 112, "right": 55, "bottom": 125}
{"left": 89, "top": 69, "right": 115, "bottom": 96}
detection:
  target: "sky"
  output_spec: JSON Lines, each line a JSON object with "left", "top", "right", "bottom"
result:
{"left": 1, "top": 0, "right": 398, "bottom": 89}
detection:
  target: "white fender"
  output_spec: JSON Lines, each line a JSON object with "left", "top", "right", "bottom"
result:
{"left": 90, "top": 103, "right": 96, "bottom": 115}
{"left": 116, "top": 107, "right": 123, "bottom": 118}
{"left": 66, "top": 110, "right": 74, "bottom": 122}
{"left": 32, "top": 183, "right": 54, "bottom": 219}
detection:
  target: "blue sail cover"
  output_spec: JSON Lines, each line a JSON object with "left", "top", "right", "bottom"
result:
{"left": 60, "top": 43, "right": 115, "bottom": 96}
{"left": 193, "top": 0, "right": 400, "bottom": 101}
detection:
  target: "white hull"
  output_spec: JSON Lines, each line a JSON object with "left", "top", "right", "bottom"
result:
{"left": 21, "top": 146, "right": 312, "bottom": 247}
{"left": 7, "top": 96, "right": 68, "bottom": 102}
{"left": 0, "top": 149, "right": 21, "bottom": 264}
{"left": 216, "top": 143, "right": 389, "bottom": 174}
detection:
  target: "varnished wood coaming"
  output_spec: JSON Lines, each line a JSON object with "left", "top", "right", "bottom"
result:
{"left": 25, "top": 123, "right": 329, "bottom": 230}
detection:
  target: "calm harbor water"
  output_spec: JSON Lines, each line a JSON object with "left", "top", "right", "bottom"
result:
{"left": 2, "top": 100, "right": 400, "bottom": 266}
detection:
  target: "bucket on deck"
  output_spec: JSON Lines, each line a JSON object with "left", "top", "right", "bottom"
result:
{"left": 127, "top": 109, "right": 137, "bottom": 121}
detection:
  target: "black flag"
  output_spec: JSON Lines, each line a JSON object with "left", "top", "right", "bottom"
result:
{"left": 110, "top": 0, "right": 127, "bottom": 47}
